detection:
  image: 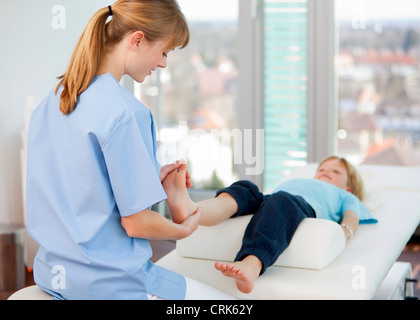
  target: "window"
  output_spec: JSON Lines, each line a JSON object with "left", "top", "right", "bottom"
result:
{"left": 335, "top": 0, "right": 420, "bottom": 166}
{"left": 134, "top": 0, "right": 240, "bottom": 190}
{"left": 263, "top": 0, "right": 309, "bottom": 190}
{"left": 133, "top": 0, "right": 312, "bottom": 194}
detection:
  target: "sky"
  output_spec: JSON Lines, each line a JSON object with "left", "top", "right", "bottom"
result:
{"left": 336, "top": 0, "right": 420, "bottom": 20}
{"left": 178, "top": 0, "right": 238, "bottom": 21}
{"left": 177, "top": 0, "right": 420, "bottom": 21}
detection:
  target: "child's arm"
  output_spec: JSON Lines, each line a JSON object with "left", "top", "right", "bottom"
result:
{"left": 121, "top": 207, "right": 201, "bottom": 240}
{"left": 341, "top": 210, "right": 359, "bottom": 243}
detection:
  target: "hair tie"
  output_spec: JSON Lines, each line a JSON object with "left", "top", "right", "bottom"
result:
{"left": 108, "top": 5, "right": 113, "bottom": 16}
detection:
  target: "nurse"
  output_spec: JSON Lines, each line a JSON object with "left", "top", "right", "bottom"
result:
{"left": 26, "top": 0, "right": 234, "bottom": 300}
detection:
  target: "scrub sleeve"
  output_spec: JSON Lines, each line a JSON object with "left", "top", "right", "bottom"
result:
{"left": 102, "top": 111, "right": 166, "bottom": 216}
{"left": 98, "top": 88, "right": 188, "bottom": 300}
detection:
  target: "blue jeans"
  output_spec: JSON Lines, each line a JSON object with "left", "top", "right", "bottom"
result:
{"left": 216, "top": 180, "right": 316, "bottom": 274}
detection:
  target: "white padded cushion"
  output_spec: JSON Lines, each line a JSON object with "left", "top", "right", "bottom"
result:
{"left": 176, "top": 216, "right": 346, "bottom": 270}
{"left": 8, "top": 285, "right": 53, "bottom": 300}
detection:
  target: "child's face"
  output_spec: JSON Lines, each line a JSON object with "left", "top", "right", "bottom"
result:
{"left": 314, "top": 159, "right": 352, "bottom": 193}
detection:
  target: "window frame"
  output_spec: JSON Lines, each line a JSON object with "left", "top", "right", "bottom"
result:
{"left": 237, "top": 0, "right": 265, "bottom": 187}
{"left": 237, "top": 0, "right": 336, "bottom": 189}
{"left": 306, "top": 0, "right": 336, "bottom": 163}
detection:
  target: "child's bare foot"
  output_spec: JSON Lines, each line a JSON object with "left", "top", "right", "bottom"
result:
{"left": 162, "top": 164, "right": 198, "bottom": 224}
{"left": 214, "top": 256, "right": 262, "bottom": 294}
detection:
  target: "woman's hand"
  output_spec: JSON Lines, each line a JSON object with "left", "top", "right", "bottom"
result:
{"left": 175, "top": 208, "right": 202, "bottom": 240}
{"left": 121, "top": 207, "right": 201, "bottom": 240}
{"left": 159, "top": 160, "right": 192, "bottom": 188}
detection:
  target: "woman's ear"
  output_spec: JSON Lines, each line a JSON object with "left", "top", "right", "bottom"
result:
{"left": 129, "top": 31, "right": 145, "bottom": 50}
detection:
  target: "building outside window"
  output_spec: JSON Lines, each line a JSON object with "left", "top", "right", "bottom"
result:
{"left": 335, "top": 0, "right": 420, "bottom": 166}
{"left": 135, "top": 0, "right": 240, "bottom": 190}
{"left": 134, "top": 0, "right": 420, "bottom": 196}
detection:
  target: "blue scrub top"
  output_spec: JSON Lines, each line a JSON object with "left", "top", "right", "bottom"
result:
{"left": 273, "top": 178, "right": 377, "bottom": 224}
{"left": 26, "top": 73, "right": 186, "bottom": 300}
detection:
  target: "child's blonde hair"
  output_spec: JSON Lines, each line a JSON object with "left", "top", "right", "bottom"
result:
{"left": 318, "top": 156, "right": 365, "bottom": 201}
{"left": 56, "top": 0, "right": 190, "bottom": 115}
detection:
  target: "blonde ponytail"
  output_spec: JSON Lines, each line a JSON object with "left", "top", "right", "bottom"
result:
{"left": 56, "top": 7, "right": 109, "bottom": 115}
{"left": 56, "top": 0, "right": 190, "bottom": 115}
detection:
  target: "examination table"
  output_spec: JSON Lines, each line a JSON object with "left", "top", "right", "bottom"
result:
{"left": 157, "top": 164, "right": 420, "bottom": 300}
{"left": 8, "top": 164, "right": 420, "bottom": 300}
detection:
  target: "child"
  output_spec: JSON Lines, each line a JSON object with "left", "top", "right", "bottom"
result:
{"left": 162, "top": 156, "right": 377, "bottom": 294}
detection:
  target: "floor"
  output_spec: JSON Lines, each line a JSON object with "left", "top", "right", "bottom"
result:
{"left": 396, "top": 239, "right": 420, "bottom": 298}
{"left": 1, "top": 239, "right": 419, "bottom": 300}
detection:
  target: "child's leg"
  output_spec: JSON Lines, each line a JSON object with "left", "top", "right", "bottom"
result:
{"left": 162, "top": 165, "right": 239, "bottom": 225}
{"left": 163, "top": 167, "right": 266, "bottom": 226}
{"left": 199, "top": 180, "right": 268, "bottom": 226}
{"left": 215, "top": 191, "right": 316, "bottom": 293}
{"left": 195, "top": 193, "right": 239, "bottom": 226}
{"left": 235, "top": 191, "right": 316, "bottom": 272}
{"left": 214, "top": 255, "right": 262, "bottom": 294}
{"left": 161, "top": 164, "right": 198, "bottom": 224}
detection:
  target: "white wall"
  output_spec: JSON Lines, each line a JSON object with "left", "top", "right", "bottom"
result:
{"left": 0, "top": 0, "right": 108, "bottom": 224}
